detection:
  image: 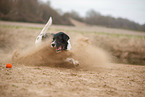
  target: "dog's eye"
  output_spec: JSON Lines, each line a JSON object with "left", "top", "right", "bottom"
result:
{"left": 52, "top": 38, "right": 55, "bottom": 42}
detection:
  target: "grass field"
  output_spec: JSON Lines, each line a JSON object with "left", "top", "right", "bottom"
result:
{"left": 0, "top": 21, "right": 145, "bottom": 97}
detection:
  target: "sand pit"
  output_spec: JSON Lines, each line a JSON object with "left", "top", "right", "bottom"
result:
{"left": 0, "top": 21, "right": 145, "bottom": 97}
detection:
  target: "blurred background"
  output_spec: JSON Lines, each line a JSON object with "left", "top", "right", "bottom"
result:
{"left": 0, "top": 0, "right": 145, "bottom": 31}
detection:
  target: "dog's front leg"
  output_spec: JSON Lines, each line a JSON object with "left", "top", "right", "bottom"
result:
{"left": 65, "top": 58, "right": 79, "bottom": 67}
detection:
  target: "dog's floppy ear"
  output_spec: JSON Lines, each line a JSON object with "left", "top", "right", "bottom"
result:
{"left": 62, "top": 33, "right": 70, "bottom": 41}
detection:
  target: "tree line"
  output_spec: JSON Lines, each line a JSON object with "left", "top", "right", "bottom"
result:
{"left": 0, "top": 0, "right": 145, "bottom": 31}
{"left": 0, "top": 0, "right": 72, "bottom": 25}
{"left": 66, "top": 10, "right": 145, "bottom": 31}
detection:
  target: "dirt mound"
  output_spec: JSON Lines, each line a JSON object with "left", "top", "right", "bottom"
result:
{"left": 69, "top": 18, "right": 88, "bottom": 27}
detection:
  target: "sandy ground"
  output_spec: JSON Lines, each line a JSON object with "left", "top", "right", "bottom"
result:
{"left": 0, "top": 21, "right": 145, "bottom": 97}
{"left": 0, "top": 63, "right": 145, "bottom": 97}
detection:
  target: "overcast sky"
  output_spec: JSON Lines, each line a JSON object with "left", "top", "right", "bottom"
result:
{"left": 41, "top": 0, "right": 145, "bottom": 25}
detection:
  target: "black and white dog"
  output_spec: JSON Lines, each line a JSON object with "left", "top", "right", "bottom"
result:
{"left": 51, "top": 32, "right": 71, "bottom": 52}
{"left": 35, "top": 17, "right": 79, "bottom": 66}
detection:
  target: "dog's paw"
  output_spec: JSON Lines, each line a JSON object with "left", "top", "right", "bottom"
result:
{"left": 65, "top": 58, "right": 79, "bottom": 67}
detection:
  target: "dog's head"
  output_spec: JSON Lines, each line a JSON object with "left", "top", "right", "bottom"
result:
{"left": 51, "top": 32, "right": 70, "bottom": 52}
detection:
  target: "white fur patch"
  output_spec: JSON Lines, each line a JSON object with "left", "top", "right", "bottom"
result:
{"left": 35, "top": 34, "right": 43, "bottom": 46}
{"left": 67, "top": 40, "right": 71, "bottom": 50}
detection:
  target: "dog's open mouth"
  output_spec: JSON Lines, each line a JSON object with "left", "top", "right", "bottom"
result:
{"left": 56, "top": 46, "right": 62, "bottom": 53}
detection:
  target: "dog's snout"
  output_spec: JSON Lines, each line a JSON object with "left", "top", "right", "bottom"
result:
{"left": 51, "top": 43, "right": 55, "bottom": 47}
{"left": 51, "top": 41, "right": 56, "bottom": 47}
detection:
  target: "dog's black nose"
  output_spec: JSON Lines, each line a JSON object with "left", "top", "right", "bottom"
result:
{"left": 51, "top": 44, "right": 55, "bottom": 47}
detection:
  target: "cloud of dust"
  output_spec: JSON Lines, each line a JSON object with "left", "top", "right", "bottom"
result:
{"left": 70, "top": 35, "right": 112, "bottom": 69}
{"left": 11, "top": 39, "right": 74, "bottom": 68}
{"left": 11, "top": 35, "right": 112, "bottom": 69}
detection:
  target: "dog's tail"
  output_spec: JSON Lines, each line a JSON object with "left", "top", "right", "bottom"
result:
{"left": 40, "top": 17, "right": 52, "bottom": 35}
{"left": 35, "top": 17, "right": 52, "bottom": 45}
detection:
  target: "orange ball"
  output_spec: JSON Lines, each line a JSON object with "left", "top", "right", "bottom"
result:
{"left": 6, "top": 63, "right": 12, "bottom": 68}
